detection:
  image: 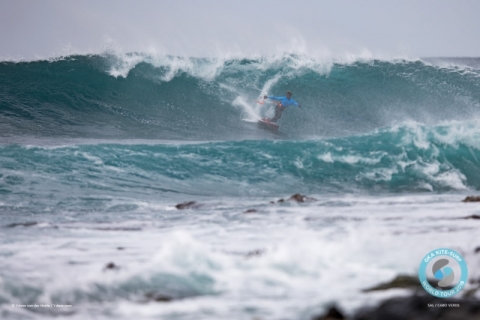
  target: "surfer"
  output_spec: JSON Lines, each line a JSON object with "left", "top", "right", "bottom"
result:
{"left": 263, "top": 91, "right": 300, "bottom": 122}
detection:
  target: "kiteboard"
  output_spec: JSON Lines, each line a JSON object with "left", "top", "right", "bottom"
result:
{"left": 257, "top": 118, "right": 279, "bottom": 131}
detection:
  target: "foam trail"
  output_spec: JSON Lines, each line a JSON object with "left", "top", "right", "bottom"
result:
{"left": 261, "top": 74, "right": 282, "bottom": 96}
{"left": 232, "top": 96, "right": 261, "bottom": 122}
{"left": 232, "top": 73, "right": 284, "bottom": 122}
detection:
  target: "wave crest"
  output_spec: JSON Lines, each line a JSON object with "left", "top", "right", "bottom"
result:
{"left": 1, "top": 53, "right": 480, "bottom": 140}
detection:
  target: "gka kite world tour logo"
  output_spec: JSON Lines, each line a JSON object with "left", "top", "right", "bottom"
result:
{"left": 418, "top": 248, "right": 468, "bottom": 298}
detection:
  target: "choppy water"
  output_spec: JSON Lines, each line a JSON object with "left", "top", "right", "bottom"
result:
{"left": 1, "top": 53, "right": 480, "bottom": 319}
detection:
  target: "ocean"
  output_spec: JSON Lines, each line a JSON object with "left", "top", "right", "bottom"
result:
{"left": 1, "top": 53, "right": 479, "bottom": 319}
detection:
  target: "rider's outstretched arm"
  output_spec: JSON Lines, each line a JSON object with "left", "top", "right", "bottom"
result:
{"left": 264, "top": 95, "right": 283, "bottom": 101}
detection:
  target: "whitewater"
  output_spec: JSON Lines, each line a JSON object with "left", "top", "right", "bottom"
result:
{"left": 1, "top": 53, "right": 480, "bottom": 319}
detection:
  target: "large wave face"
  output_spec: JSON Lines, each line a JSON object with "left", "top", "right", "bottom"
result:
{"left": 1, "top": 54, "right": 480, "bottom": 140}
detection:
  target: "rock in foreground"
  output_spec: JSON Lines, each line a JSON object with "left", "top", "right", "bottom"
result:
{"left": 362, "top": 275, "right": 422, "bottom": 292}
{"left": 144, "top": 292, "right": 174, "bottom": 302}
{"left": 175, "top": 201, "right": 202, "bottom": 209}
{"left": 463, "top": 196, "right": 480, "bottom": 202}
{"left": 312, "top": 305, "right": 345, "bottom": 319}
{"left": 276, "top": 193, "right": 318, "bottom": 203}
{"left": 289, "top": 193, "right": 317, "bottom": 202}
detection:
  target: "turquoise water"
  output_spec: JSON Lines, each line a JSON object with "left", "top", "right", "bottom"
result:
{"left": 2, "top": 55, "right": 480, "bottom": 139}
{"left": 1, "top": 54, "right": 480, "bottom": 319}
{"left": 2, "top": 123, "right": 480, "bottom": 211}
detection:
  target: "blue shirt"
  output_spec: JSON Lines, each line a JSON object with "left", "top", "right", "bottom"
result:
{"left": 268, "top": 96, "right": 299, "bottom": 107}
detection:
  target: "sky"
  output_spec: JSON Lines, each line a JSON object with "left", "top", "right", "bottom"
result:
{"left": 1, "top": 0, "right": 479, "bottom": 60}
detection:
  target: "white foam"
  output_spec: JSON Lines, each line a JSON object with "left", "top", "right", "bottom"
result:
{"left": 106, "top": 52, "right": 226, "bottom": 80}
{"left": 1, "top": 194, "right": 479, "bottom": 319}
{"left": 232, "top": 96, "right": 262, "bottom": 122}
{"left": 107, "top": 53, "right": 145, "bottom": 78}
{"left": 431, "top": 170, "right": 468, "bottom": 190}
{"left": 317, "top": 152, "right": 383, "bottom": 165}
{"left": 98, "top": 46, "right": 420, "bottom": 83}
{"left": 318, "top": 152, "right": 334, "bottom": 163}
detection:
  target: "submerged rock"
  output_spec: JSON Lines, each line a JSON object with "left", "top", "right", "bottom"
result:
{"left": 5, "top": 221, "right": 38, "bottom": 228}
{"left": 244, "top": 209, "right": 258, "bottom": 213}
{"left": 353, "top": 294, "right": 480, "bottom": 320}
{"left": 463, "top": 214, "right": 480, "bottom": 220}
{"left": 288, "top": 193, "right": 317, "bottom": 202}
{"left": 312, "top": 305, "right": 345, "bottom": 320}
{"left": 362, "top": 275, "right": 421, "bottom": 292}
{"left": 462, "top": 196, "right": 480, "bottom": 202}
{"left": 144, "top": 292, "right": 173, "bottom": 302}
{"left": 175, "top": 201, "right": 201, "bottom": 209}
{"left": 245, "top": 249, "right": 264, "bottom": 258}
{"left": 103, "top": 262, "right": 119, "bottom": 271}
{"left": 273, "top": 193, "right": 318, "bottom": 204}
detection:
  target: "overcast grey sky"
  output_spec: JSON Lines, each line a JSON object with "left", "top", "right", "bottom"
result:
{"left": 1, "top": 0, "right": 479, "bottom": 59}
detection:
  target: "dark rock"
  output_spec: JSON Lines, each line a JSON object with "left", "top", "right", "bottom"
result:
{"left": 117, "top": 247, "right": 125, "bottom": 250}
{"left": 463, "top": 214, "right": 480, "bottom": 220}
{"left": 475, "top": 246, "right": 480, "bottom": 254}
{"left": 244, "top": 209, "right": 258, "bottom": 213}
{"left": 312, "top": 305, "right": 345, "bottom": 320}
{"left": 289, "top": 193, "right": 317, "bottom": 202}
{"left": 144, "top": 292, "right": 173, "bottom": 302}
{"left": 273, "top": 194, "right": 317, "bottom": 203}
{"left": 175, "top": 201, "right": 200, "bottom": 209}
{"left": 269, "top": 201, "right": 275, "bottom": 204}
{"left": 5, "top": 221, "right": 38, "bottom": 228}
{"left": 353, "top": 294, "right": 480, "bottom": 320}
{"left": 103, "top": 262, "right": 119, "bottom": 271}
{"left": 463, "top": 196, "right": 480, "bottom": 202}
{"left": 363, "top": 275, "right": 421, "bottom": 292}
